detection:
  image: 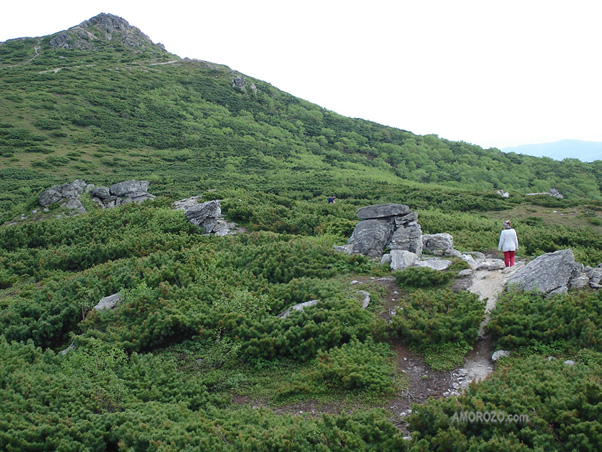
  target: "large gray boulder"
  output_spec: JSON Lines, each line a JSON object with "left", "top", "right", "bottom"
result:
{"left": 38, "top": 187, "right": 64, "bottom": 207}
{"left": 92, "top": 187, "right": 111, "bottom": 199}
{"left": 348, "top": 219, "right": 395, "bottom": 257}
{"left": 63, "top": 198, "right": 86, "bottom": 213}
{"left": 344, "top": 203, "right": 423, "bottom": 259}
{"left": 506, "top": 249, "right": 577, "bottom": 294}
{"left": 176, "top": 196, "right": 241, "bottom": 236}
{"left": 184, "top": 200, "right": 222, "bottom": 233}
{"left": 390, "top": 250, "right": 419, "bottom": 271}
{"left": 355, "top": 203, "right": 411, "bottom": 219}
{"left": 390, "top": 222, "right": 423, "bottom": 255}
{"left": 121, "top": 193, "right": 156, "bottom": 205}
{"left": 109, "top": 180, "right": 149, "bottom": 197}
{"left": 423, "top": 233, "right": 454, "bottom": 254}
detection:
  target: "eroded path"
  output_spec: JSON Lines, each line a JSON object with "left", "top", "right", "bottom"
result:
{"left": 458, "top": 262, "right": 524, "bottom": 388}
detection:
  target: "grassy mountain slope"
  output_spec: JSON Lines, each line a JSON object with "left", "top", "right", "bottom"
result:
{"left": 2, "top": 14, "right": 602, "bottom": 224}
{"left": 2, "top": 14, "right": 602, "bottom": 451}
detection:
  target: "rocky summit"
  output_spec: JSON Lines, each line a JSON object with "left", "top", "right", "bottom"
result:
{"left": 47, "top": 13, "right": 167, "bottom": 52}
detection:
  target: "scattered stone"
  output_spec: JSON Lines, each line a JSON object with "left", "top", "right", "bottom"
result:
{"left": 334, "top": 244, "right": 354, "bottom": 255}
{"left": 477, "top": 260, "right": 506, "bottom": 271}
{"left": 344, "top": 204, "right": 422, "bottom": 258}
{"left": 59, "top": 343, "right": 76, "bottom": 355}
{"left": 278, "top": 300, "right": 319, "bottom": 319}
{"left": 564, "top": 360, "right": 576, "bottom": 366}
{"left": 38, "top": 179, "right": 155, "bottom": 213}
{"left": 415, "top": 258, "right": 452, "bottom": 271}
{"left": 380, "top": 254, "right": 392, "bottom": 265}
{"left": 458, "top": 269, "right": 473, "bottom": 277}
{"left": 491, "top": 350, "right": 510, "bottom": 361}
{"left": 94, "top": 293, "right": 122, "bottom": 311}
{"left": 445, "top": 249, "right": 463, "bottom": 259}
{"left": 174, "top": 197, "right": 241, "bottom": 236}
{"left": 357, "top": 290, "right": 371, "bottom": 309}
{"left": 399, "top": 409, "right": 412, "bottom": 418}
{"left": 525, "top": 188, "right": 564, "bottom": 199}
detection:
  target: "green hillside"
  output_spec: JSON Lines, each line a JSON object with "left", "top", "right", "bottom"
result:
{"left": 2, "top": 13, "right": 602, "bottom": 451}
{"left": 2, "top": 14, "right": 602, "bottom": 222}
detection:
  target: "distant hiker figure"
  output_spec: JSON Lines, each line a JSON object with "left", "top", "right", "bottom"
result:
{"left": 498, "top": 220, "right": 519, "bottom": 267}
{"left": 328, "top": 195, "right": 336, "bottom": 204}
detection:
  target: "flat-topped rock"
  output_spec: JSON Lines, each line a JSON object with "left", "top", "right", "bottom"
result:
{"left": 355, "top": 203, "right": 411, "bottom": 219}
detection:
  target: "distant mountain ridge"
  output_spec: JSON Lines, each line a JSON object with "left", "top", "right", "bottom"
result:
{"left": 503, "top": 140, "right": 602, "bottom": 163}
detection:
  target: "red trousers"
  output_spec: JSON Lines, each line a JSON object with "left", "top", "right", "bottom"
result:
{"left": 503, "top": 251, "right": 515, "bottom": 267}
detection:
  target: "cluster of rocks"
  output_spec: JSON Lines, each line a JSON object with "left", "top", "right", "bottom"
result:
{"left": 507, "top": 248, "right": 602, "bottom": 295}
{"left": 50, "top": 13, "right": 166, "bottom": 52}
{"left": 231, "top": 73, "right": 258, "bottom": 94}
{"left": 526, "top": 188, "right": 564, "bottom": 199}
{"left": 171, "top": 196, "right": 241, "bottom": 236}
{"left": 335, "top": 204, "right": 422, "bottom": 258}
{"left": 38, "top": 179, "right": 90, "bottom": 213}
{"left": 91, "top": 180, "right": 155, "bottom": 208}
{"left": 38, "top": 179, "right": 155, "bottom": 213}
{"left": 335, "top": 203, "right": 506, "bottom": 273}
{"left": 36, "top": 181, "right": 243, "bottom": 237}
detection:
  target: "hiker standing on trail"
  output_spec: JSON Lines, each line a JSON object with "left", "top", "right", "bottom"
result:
{"left": 498, "top": 220, "right": 519, "bottom": 267}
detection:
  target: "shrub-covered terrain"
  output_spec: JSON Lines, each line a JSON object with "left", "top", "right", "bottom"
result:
{"left": 2, "top": 12, "right": 602, "bottom": 451}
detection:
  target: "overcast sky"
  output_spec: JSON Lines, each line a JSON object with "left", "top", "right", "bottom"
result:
{"left": 2, "top": 0, "right": 601, "bottom": 150}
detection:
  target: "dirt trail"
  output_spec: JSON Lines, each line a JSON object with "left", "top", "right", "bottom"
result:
{"left": 458, "top": 262, "right": 524, "bottom": 389}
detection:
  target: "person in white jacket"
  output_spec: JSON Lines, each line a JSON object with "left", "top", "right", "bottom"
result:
{"left": 498, "top": 220, "right": 519, "bottom": 267}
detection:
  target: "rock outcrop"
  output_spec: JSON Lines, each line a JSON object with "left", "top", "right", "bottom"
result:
{"left": 50, "top": 13, "right": 167, "bottom": 52}
{"left": 172, "top": 196, "right": 241, "bottom": 236}
{"left": 338, "top": 203, "right": 505, "bottom": 274}
{"left": 38, "top": 179, "right": 155, "bottom": 212}
{"left": 346, "top": 203, "right": 422, "bottom": 258}
{"left": 506, "top": 249, "right": 582, "bottom": 295}
{"left": 92, "top": 180, "right": 155, "bottom": 208}
{"left": 38, "top": 179, "right": 88, "bottom": 213}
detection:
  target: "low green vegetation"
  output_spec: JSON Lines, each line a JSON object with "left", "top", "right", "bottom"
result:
{"left": 392, "top": 289, "right": 484, "bottom": 370}
{"left": 2, "top": 13, "right": 602, "bottom": 450}
{"left": 409, "top": 352, "right": 602, "bottom": 450}
{"left": 487, "top": 290, "right": 602, "bottom": 353}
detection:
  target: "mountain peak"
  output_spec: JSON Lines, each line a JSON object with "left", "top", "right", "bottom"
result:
{"left": 47, "top": 12, "right": 167, "bottom": 53}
